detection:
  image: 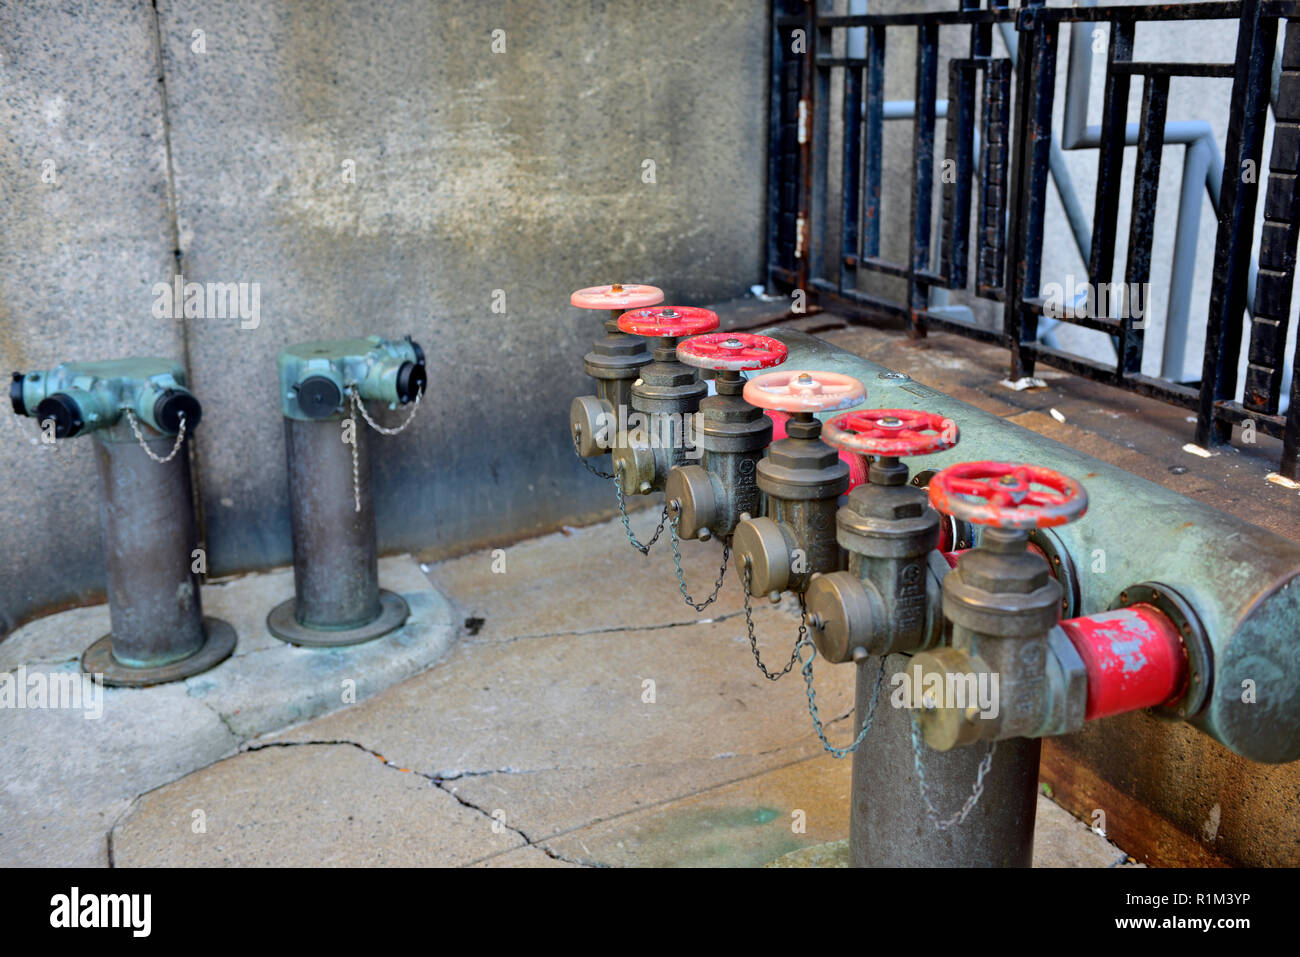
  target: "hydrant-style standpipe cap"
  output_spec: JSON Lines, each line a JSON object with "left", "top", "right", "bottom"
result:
{"left": 616, "top": 305, "right": 719, "bottom": 338}
{"left": 153, "top": 387, "right": 203, "bottom": 433}
{"left": 295, "top": 375, "right": 344, "bottom": 419}
{"left": 570, "top": 283, "right": 665, "bottom": 310}
{"left": 822, "top": 408, "right": 957, "bottom": 457}
{"left": 35, "top": 392, "right": 84, "bottom": 438}
{"left": 676, "top": 333, "right": 788, "bottom": 371}
{"left": 10, "top": 372, "right": 26, "bottom": 416}
{"left": 742, "top": 370, "right": 865, "bottom": 413}
{"left": 928, "top": 461, "right": 1088, "bottom": 529}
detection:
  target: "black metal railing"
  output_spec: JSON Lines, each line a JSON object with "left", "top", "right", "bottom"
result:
{"left": 768, "top": 0, "right": 1300, "bottom": 480}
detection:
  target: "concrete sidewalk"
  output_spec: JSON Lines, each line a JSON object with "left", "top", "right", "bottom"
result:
{"left": 92, "top": 510, "right": 1136, "bottom": 868}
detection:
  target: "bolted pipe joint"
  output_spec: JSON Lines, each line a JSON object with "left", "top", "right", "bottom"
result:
{"left": 607, "top": 306, "right": 717, "bottom": 496}
{"left": 732, "top": 370, "right": 866, "bottom": 596}
{"left": 568, "top": 283, "right": 662, "bottom": 459}
{"left": 664, "top": 333, "right": 788, "bottom": 539}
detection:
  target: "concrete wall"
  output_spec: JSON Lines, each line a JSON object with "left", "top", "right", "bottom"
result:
{"left": 0, "top": 0, "right": 771, "bottom": 636}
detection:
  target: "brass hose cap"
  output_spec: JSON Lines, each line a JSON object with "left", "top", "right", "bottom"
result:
{"left": 664, "top": 464, "right": 715, "bottom": 540}
{"left": 908, "top": 647, "right": 987, "bottom": 752}
{"left": 570, "top": 395, "right": 613, "bottom": 458}
{"left": 804, "top": 571, "right": 875, "bottom": 664}
{"left": 732, "top": 516, "right": 792, "bottom": 596}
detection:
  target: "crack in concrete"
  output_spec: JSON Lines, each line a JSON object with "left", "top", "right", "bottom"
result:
{"left": 461, "top": 607, "right": 756, "bottom": 646}
{"left": 242, "top": 739, "right": 593, "bottom": 866}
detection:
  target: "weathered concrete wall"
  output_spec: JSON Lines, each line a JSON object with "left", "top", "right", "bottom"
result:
{"left": 0, "top": 0, "right": 770, "bottom": 635}
{"left": 0, "top": 1, "right": 180, "bottom": 633}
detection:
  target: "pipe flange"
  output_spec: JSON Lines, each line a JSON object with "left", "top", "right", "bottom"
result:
{"left": 267, "top": 589, "right": 410, "bottom": 648}
{"left": 82, "top": 616, "right": 238, "bottom": 688}
{"left": 1027, "top": 526, "right": 1080, "bottom": 620}
{"left": 1109, "top": 581, "right": 1212, "bottom": 720}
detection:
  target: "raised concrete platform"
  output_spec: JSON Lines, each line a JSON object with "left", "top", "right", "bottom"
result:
{"left": 0, "top": 555, "right": 456, "bottom": 866}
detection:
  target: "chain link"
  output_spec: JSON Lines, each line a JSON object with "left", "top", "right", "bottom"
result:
{"left": 909, "top": 713, "right": 997, "bottom": 830}
{"left": 123, "top": 407, "right": 188, "bottom": 463}
{"left": 796, "top": 636, "right": 888, "bottom": 758}
{"left": 739, "top": 562, "right": 804, "bottom": 680}
{"left": 667, "top": 513, "right": 730, "bottom": 611}
{"left": 570, "top": 427, "right": 614, "bottom": 480}
{"left": 346, "top": 398, "right": 362, "bottom": 513}
{"left": 613, "top": 461, "right": 667, "bottom": 554}
{"left": 350, "top": 386, "right": 422, "bottom": 435}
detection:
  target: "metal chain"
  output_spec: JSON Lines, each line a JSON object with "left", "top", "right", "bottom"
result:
{"left": 909, "top": 714, "right": 997, "bottom": 830}
{"left": 123, "top": 407, "right": 188, "bottom": 464}
{"left": 613, "top": 461, "right": 667, "bottom": 554}
{"left": 346, "top": 398, "right": 362, "bottom": 513}
{"left": 342, "top": 388, "right": 422, "bottom": 513}
{"left": 796, "top": 636, "right": 888, "bottom": 758}
{"left": 667, "top": 514, "right": 730, "bottom": 611}
{"left": 740, "top": 562, "right": 803, "bottom": 680}
{"left": 570, "top": 427, "right": 614, "bottom": 480}
{"left": 350, "top": 386, "right": 422, "bottom": 435}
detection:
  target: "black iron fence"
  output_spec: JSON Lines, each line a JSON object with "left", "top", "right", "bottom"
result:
{"left": 769, "top": 0, "right": 1300, "bottom": 480}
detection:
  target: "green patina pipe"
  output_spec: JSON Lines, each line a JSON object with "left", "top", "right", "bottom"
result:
{"left": 277, "top": 335, "right": 425, "bottom": 421}
{"left": 767, "top": 329, "right": 1300, "bottom": 764}
{"left": 10, "top": 357, "right": 199, "bottom": 439}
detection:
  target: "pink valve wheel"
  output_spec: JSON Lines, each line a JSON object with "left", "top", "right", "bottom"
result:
{"left": 570, "top": 283, "right": 664, "bottom": 310}
{"left": 768, "top": 410, "right": 869, "bottom": 489}
{"left": 822, "top": 409, "right": 958, "bottom": 457}
{"left": 742, "top": 370, "right": 865, "bottom": 414}
{"left": 927, "top": 461, "right": 1088, "bottom": 530}
{"left": 676, "top": 333, "right": 788, "bottom": 372}
{"left": 617, "top": 305, "right": 719, "bottom": 339}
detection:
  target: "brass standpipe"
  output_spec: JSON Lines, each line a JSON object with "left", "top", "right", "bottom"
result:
{"left": 568, "top": 283, "right": 661, "bottom": 461}
{"left": 731, "top": 371, "right": 867, "bottom": 599}
{"left": 909, "top": 462, "right": 1091, "bottom": 750}
{"left": 803, "top": 410, "right": 960, "bottom": 664}
{"left": 664, "top": 333, "right": 788, "bottom": 542}
{"left": 608, "top": 306, "right": 719, "bottom": 497}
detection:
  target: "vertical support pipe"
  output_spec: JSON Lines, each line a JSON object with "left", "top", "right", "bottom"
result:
{"left": 82, "top": 419, "right": 237, "bottom": 687}
{"left": 851, "top": 653, "right": 1041, "bottom": 867}
{"left": 93, "top": 425, "right": 205, "bottom": 666}
{"left": 284, "top": 416, "right": 381, "bottom": 629}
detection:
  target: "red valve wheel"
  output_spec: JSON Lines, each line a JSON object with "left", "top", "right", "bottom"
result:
{"left": 927, "top": 461, "right": 1088, "bottom": 530}
{"left": 570, "top": 283, "right": 664, "bottom": 310}
{"left": 676, "top": 333, "right": 788, "bottom": 372}
{"left": 742, "top": 370, "right": 865, "bottom": 413}
{"left": 822, "top": 408, "right": 958, "bottom": 457}
{"left": 617, "top": 305, "right": 719, "bottom": 338}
